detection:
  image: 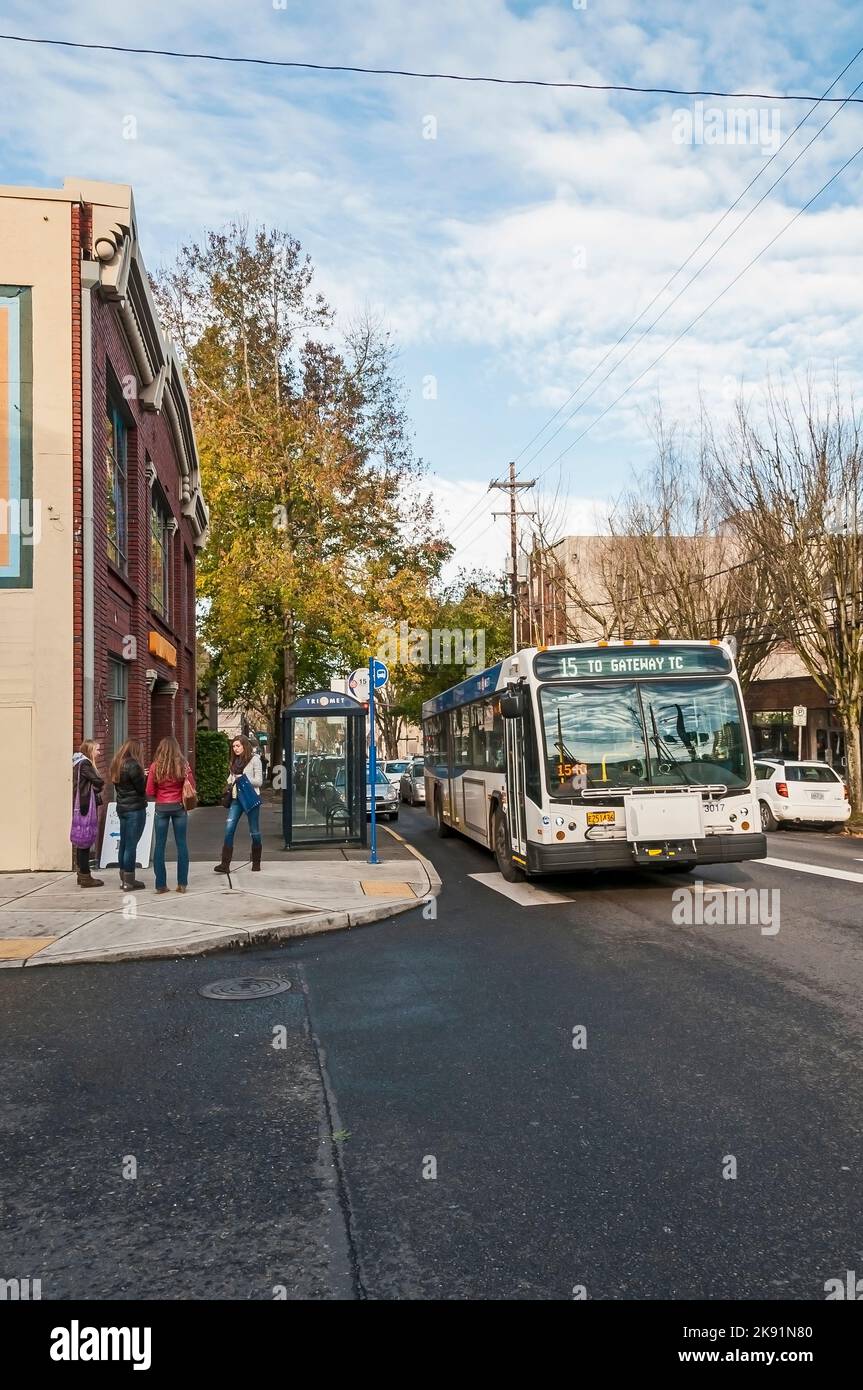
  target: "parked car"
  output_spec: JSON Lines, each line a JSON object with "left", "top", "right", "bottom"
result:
{"left": 381, "top": 759, "right": 410, "bottom": 785}
{"left": 334, "top": 766, "right": 399, "bottom": 821}
{"left": 399, "top": 759, "right": 426, "bottom": 805}
{"left": 755, "top": 759, "right": 850, "bottom": 831}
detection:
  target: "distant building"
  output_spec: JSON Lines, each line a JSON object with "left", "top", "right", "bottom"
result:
{"left": 0, "top": 178, "right": 207, "bottom": 870}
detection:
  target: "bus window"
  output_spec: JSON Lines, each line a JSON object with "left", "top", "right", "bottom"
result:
{"left": 539, "top": 683, "right": 649, "bottom": 794}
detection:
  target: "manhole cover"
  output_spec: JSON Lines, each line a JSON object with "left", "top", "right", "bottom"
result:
{"left": 198, "top": 977, "right": 292, "bottom": 1000}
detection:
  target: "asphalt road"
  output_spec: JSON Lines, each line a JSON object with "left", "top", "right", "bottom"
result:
{"left": 1, "top": 809, "right": 861, "bottom": 1300}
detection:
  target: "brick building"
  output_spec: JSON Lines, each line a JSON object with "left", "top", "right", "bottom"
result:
{"left": 0, "top": 179, "right": 207, "bottom": 871}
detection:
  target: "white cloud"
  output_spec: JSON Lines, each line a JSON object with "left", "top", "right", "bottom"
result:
{"left": 2, "top": 0, "right": 862, "bottom": 495}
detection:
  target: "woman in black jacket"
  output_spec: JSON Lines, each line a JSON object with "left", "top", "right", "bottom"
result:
{"left": 72, "top": 740, "right": 105, "bottom": 887}
{"left": 109, "top": 739, "right": 148, "bottom": 891}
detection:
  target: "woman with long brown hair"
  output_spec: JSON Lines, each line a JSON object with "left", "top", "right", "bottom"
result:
{"left": 214, "top": 734, "right": 263, "bottom": 874}
{"left": 110, "top": 738, "right": 147, "bottom": 891}
{"left": 146, "top": 736, "right": 195, "bottom": 894}
{"left": 71, "top": 738, "right": 105, "bottom": 887}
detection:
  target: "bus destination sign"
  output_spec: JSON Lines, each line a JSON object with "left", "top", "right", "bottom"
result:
{"left": 534, "top": 645, "right": 732, "bottom": 680}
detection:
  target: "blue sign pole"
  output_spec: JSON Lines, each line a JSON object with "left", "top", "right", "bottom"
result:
{"left": 368, "top": 656, "right": 379, "bottom": 865}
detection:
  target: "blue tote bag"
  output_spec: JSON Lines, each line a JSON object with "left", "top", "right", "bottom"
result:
{"left": 235, "top": 773, "right": 262, "bottom": 814}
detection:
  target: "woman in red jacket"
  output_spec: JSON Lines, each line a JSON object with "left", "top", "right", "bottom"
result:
{"left": 146, "top": 737, "right": 195, "bottom": 894}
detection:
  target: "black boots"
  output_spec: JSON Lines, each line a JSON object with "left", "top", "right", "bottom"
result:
{"left": 214, "top": 844, "right": 233, "bottom": 874}
{"left": 251, "top": 843, "right": 262, "bottom": 872}
{"left": 121, "top": 871, "right": 145, "bottom": 891}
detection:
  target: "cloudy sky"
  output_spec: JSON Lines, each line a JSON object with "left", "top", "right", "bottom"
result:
{"left": 2, "top": 0, "right": 862, "bottom": 577}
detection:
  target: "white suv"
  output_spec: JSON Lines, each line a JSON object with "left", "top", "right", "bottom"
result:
{"left": 755, "top": 759, "right": 850, "bottom": 831}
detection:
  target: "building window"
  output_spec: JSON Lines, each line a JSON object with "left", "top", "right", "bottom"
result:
{"left": 108, "top": 657, "right": 128, "bottom": 755}
{"left": 185, "top": 549, "right": 194, "bottom": 642}
{"left": 106, "top": 397, "right": 128, "bottom": 571}
{"left": 150, "top": 486, "right": 172, "bottom": 619}
{"left": 750, "top": 710, "right": 794, "bottom": 757}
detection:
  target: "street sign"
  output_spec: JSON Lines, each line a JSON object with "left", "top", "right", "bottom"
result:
{"left": 793, "top": 706, "right": 807, "bottom": 727}
{"left": 348, "top": 667, "right": 370, "bottom": 702}
{"left": 371, "top": 658, "right": 389, "bottom": 689}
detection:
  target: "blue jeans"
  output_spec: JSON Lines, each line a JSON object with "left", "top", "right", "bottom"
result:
{"left": 118, "top": 808, "right": 147, "bottom": 874}
{"left": 154, "top": 808, "right": 189, "bottom": 889}
{"left": 224, "top": 799, "right": 262, "bottom": 848}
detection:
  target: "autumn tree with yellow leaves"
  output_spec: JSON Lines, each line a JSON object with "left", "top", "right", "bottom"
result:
{"left": 156, "top": 223, "right": 447, "bottom": 754}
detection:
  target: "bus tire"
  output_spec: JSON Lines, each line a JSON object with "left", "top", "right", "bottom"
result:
{"left": 436, "top": 791, "right": 452, "bottom": 837}
{"left": 493, "top": 810, "right": 525, "bottom": 883}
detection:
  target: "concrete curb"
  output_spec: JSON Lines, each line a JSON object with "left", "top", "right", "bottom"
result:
{"left": 15, "top": 834, "right": 442, "bottom": 968}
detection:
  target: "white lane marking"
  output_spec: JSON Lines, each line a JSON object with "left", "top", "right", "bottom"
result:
{"left": 758, "top": 856, "right": 863, "bottom": 884}
{"left": 469, "top": 873, "right": 573, "bottom": 906}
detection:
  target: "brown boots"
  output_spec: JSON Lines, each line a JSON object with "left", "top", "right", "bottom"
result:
{"left": 214, "top": 844, "right": 261, "bottom": 872}
{"left": 121, "top": 871, "right": 145, "bottom": 891}
{"left": 214, "top": 844, "right": 233, "bottom": 874}
{"left": 77, "top": 872, "right": 104, "bottom": 888}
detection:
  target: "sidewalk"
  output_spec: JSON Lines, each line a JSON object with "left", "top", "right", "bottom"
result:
{"left": 0, "top": 800, "right": 440, "bottom": 968}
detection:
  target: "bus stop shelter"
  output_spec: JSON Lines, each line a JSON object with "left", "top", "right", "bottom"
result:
{"left": 281, "top": 690, "right": 367, "bottom": 848}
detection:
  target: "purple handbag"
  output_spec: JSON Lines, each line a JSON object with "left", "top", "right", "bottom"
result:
{"left": 70, "top": 766, "right": 98, "bottom": 848}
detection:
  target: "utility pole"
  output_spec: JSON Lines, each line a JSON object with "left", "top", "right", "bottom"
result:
{"left": 491, "top": 461, "right": 536, "bottom": 651}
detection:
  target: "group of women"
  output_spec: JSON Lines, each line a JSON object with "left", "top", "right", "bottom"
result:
{"left": 70, "top": 735, "right": 263, "bottom": 892}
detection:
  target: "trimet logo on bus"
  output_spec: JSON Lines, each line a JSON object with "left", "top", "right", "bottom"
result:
{"left": 671, "top": 882, "right": 780, "bottom": 936}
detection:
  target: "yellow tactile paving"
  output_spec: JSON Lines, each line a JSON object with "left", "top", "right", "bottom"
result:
{"left": 359, "top": 881, "right": 415, "bottom": 898}
{"left": 0, "top": 937, "right": 58, "bottom": 960}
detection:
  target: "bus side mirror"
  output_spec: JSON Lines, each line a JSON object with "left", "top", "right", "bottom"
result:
{"left": 499, "top": 685, "right": 526, "bottom": 719}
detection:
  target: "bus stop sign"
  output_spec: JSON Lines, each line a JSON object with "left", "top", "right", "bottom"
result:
{"left": 371, "top": 659, "right": 389, "bottom": 689}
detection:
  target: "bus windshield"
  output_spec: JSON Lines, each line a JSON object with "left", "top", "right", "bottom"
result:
{"left": 539, "top": 678, "right": 750, "bottom": 796}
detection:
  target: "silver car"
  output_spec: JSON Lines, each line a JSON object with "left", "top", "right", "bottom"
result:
{"left": 335, "top": 766, "right": 400, "bottom": 821}
{"left": 399, "top": 759, "right": 426, "bottom": 805}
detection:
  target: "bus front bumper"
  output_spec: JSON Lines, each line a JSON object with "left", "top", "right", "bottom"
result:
{"left": 525, "top": 833, "right": 767, "bottom": 875}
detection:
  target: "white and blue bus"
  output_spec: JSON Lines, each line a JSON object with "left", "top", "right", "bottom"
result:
{"left": 421, "top": 639, "right": 766, "bottom": 880}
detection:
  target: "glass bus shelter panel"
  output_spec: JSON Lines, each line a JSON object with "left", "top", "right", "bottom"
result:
{"left": 291, "top": 716, "right": 352, "bottom": 841}
{"left": 281, "top": 692, "right": 367, "bottom": 848}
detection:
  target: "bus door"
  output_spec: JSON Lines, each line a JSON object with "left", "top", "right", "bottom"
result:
{"left": 504, "top": 714, "right": 528, "bottom": 858}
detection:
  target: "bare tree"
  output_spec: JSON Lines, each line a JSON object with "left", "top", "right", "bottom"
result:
{"left": 709, "top": 379, "right": 863, "bottom": 807}
{"left": 527, "top": 407, "right": 779, "bottom": 686}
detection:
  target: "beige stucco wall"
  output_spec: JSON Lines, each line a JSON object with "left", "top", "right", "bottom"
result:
{"left": 0, "top": 191, "right": 74, "bottom": 869}
{"left": 751, "top": 641, "right": 809, "bottom": 681}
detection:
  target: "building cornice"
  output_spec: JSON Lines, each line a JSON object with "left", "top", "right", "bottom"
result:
{"left": 61, "top": 178, "right": 209, "bottom": 547}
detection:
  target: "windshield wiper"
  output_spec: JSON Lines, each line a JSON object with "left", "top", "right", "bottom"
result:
{"left": 649, "top": 706, "right": 696, "bottom": 785}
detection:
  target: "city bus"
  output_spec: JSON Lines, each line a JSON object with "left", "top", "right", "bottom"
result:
{"left": 421, "top": 639, "right": 766, "bottom": 880}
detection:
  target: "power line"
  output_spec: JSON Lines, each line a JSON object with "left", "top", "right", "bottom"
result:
{"left": 448, "top": 44, "right": 863, "bottom": 559}
{"left": 450, "top": 130, "right": 863, "bottom": 566}
{"left": 537, "top": 133, "right": 863, "bottom": 483}
{"left": 447, "top": 44, "right": 861, "bottom": 564}
{"left": 517, "top": 78, "right": 863, "bottom": 478}
{"left": 2, "top": 32, "right": 863, "bottom": 102}
{"left": 511, "top": 45, "right": 863, "bottom": 476}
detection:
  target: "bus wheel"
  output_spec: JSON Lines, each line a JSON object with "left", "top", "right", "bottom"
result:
{"left": 436, "top": 791, "right": 452, "bottom": 837}
{"left": 493, "top": 810, "right": 525, "bottom": 883}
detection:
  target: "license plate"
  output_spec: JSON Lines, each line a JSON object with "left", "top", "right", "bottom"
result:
{"left": 586, "top": 811, "right": 616, "bottom": 825}
{"left": 810, "top": 791, "right": 824, "bottom": 800}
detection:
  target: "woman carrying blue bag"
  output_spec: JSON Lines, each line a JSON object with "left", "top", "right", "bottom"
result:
{"left": 214, "top": 735, "right": 263, "bottom": 874}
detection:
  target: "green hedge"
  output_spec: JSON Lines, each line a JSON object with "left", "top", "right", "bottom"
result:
{"left": 195, "top": 729, "right": 230, "bottom": 806}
